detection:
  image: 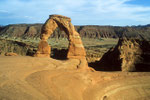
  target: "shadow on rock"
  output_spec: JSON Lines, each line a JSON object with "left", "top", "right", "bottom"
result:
{"left": 51, "top": 48, "right": 68, "bottom": 60}
{"left": 89, "top": 38, "right": 150, "bottom": 72}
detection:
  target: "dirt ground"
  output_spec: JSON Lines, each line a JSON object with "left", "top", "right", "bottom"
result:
{"left": 0, "top": 56, "right": 150, "bottom": 100}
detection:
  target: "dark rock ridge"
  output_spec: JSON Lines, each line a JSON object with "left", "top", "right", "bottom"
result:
{"left": 0, "top": 24, "right": 42, "bottom": 39}
{"left": 0, "top": 38, "right": 37, "bottom": 56}
{"left": 0, "top": 24, "right": 150, "bottom": 40}
{"left": 90, "top": 38, "right": 150, "bottom": 72}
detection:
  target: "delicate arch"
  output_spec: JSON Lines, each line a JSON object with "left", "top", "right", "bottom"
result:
{"left": 34, "top": 15, "right": 86, "bottom": 59}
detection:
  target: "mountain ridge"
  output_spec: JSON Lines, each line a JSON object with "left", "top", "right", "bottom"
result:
{"left": 0, "top": 24, "right": 150, "bottom": 40}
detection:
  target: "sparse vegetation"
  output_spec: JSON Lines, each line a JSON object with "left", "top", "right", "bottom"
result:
{"left": 0, "top": 36, "right": 118, "bottom": 63}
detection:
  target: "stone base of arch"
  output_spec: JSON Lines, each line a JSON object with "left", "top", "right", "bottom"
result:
{"left": 34, "top": 40, "right": 51, "bottom": 57}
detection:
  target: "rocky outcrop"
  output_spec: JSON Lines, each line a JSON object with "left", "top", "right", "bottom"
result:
{"left": 34, "top": 15, "right": 86, "bottom": 60}
{"left": 92, "top": 38, "right": 150, "bottom": 72}
{"left": 1, "top": 24, "right": 150, "bottom": 40}
{"left": 5, "top": 52, "right": 18, "bottom": 56}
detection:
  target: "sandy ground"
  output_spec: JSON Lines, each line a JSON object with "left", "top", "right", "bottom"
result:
{"left": 0, "top": 56, "right": 150, "bottom": 100}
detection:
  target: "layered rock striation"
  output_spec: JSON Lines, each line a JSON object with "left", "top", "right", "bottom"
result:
{"left": 1, "top": 24, "right": 150, "bottom": 40}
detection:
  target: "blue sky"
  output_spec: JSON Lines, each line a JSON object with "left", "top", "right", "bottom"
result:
{"left": 0, "top": 0, "right": 150, "bottom": 26}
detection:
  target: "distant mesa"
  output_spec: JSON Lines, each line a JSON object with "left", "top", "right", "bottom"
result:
{"left": 0, "top": 23, "right": 150, "bottom": 40}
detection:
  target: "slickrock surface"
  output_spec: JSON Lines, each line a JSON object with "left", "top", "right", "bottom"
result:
{"left": 0, "top": 56, "right": 150, "bottom": 100}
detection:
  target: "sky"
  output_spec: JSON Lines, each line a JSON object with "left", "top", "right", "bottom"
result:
{"left": 0, "top": 0, "right": 150, "bottom": 26}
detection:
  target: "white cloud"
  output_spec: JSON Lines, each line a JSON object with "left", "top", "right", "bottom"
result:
{"left": 24, "top": 16, "right": 33, "bottom": 19}
{"left": 0, "top": 10, "right": 9, "bottom": 13}
{"left": 0, "top": 0, "right": 150, "bottom": 25}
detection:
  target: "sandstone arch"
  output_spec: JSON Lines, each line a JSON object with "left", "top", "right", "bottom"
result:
{"left": 34, "top": 15, "right": 86, "bottom": 59}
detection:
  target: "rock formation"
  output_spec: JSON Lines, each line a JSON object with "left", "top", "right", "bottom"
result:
{"left": 5, "top": 52, "right": 18, "bottom": 56}
{"left": 34, "top": 15, "right": 86, "bottom": 59}
{"left": 92, "top": 38, "right": 150, "bottom": 72}
{"left": 1, "top": 24, "right": 150, "bottom": 40}
{"left": 34, "top": 40, "right": 51, "bottom": 57}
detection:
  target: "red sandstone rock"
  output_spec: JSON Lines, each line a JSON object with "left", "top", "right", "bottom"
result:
{"left": 5, "top": 52, "right": 18, "bottom": 56}
{"left": 35, "top": 15, "right": 86, "bottom": 59}
{"left": 34, "top": 40, "right": 50, "bottom": 57}
{"left": 34, "top": 14, "right": 88, "bottom": 69}
{"left": 94, "top": 38, "right": 150, "bottom": 72}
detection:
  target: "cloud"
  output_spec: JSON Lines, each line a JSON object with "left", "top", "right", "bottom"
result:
{"left": 0, "top": 0, "right": 150, "bottom": 25}
{"left": 0, "top": 10, "right": 9, "bottom": 13}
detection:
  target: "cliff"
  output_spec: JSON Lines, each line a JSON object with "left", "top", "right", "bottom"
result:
{"left": 0, "top": 24, "right": 150, "bottom": 40}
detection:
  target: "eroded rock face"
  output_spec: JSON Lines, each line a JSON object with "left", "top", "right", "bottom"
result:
{"left": 120, "top": 39, "right": 150, "bottom": 72}
{"left": 34, "top": 40, "right": 51, "bottom": 57}
{"left": 34, "top": 15, "right": 86, "bottom": 59}
{"left": 1, "top": 24, "right": 150, "bottom": 40}
{"left": 93, "top": 38, "right": 150, "bottom": 72}
{"left": 119, "top": 39, "right": 143, "bottom": 71}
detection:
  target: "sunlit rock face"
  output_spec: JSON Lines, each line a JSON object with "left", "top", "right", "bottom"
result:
{"left": 34, "top": 15, "right": 88, "bottom": 70}
{"left": 94, "top": 38, "right": 150, "bottom": 72}
{"left": 119, "top": 38, "right": 150, "bottom": 72}
{"left": 34, "top": 15, "right": 86, "bottom": 59}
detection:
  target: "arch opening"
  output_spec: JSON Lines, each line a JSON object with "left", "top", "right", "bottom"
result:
{"left": 49, "top": 27, "right": 69, "bottom": 60}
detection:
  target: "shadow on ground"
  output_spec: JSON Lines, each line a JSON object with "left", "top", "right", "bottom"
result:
{"left": 88, "top": 61, "right": 121, "bottom": 72}
{"left": 89, "top": 60, "right": 150, "bottom": 72}
{"left": 51, "top": 48, "right": 68, "bottom": 60}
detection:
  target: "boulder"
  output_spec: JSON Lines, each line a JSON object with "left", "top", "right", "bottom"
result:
{"left": 5, "top": 52, "right": 18, "bottom": 56}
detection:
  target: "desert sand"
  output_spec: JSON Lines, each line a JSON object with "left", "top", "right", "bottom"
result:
{"left": 0, "top": 55, "right": 150, "bottom": 100}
